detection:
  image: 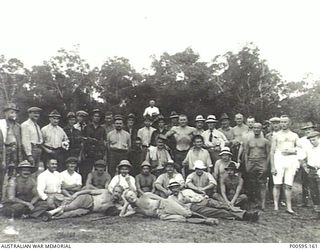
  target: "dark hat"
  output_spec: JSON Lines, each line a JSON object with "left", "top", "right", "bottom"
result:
{"left": 48, "top": 109, "right": 61, "bottom": 118}
{"left": 117, "top": 160, "right": 132, "bottom": 169}
{"left": 224, "top": 161, "right": 239, "bottom": 171}
{"left": 141, "top": 161, "right": 151, "bottom": 168}
{"left": 127, "top": 113, "right": 136, "bottom": 119}
{"left": 76, "top": 110, "right": 89, "bottom": 117}
{"left": 302, "top": 122, "right": 316, "bottom": 130}
{"left": 67, "top": 112, "right": 76, "bottom": 118}
{"left": 27, "top": 107, "right": 42, "bottom": 113}
{"left": 220, "top": 113, "right": 230, "bottom": 121}
{"left": 17, "top": 160, "right": 36, "bottom": 172}
{"left": 91, "top": 109, "right": 102, "bottom": 115}
{"left": 157, "top": 134, "right": 167, "bottom": 141}
{"left": 3, "top": 103, "right": 19, "bottom": 112}
{"left": 94, "top": 159, "right": 106, "bottom": 167}
{"left": 307, "top": 131, "right": 320, "bottom": 139}
{"left": 169, "top": 111, "right": 179, "bottom": 119}
{"left": 114, "top": 114, "right": 124, "bottom": 121}
{"left": 65, "top": 156, "right": 78, "bottom": 164}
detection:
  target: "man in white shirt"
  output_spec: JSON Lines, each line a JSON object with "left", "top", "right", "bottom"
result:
{"left": 37, "top": 158, "right": 69, "bottom": 209}
{"left": 302, "top": 131, "right": 320, "bottom": 219}
{"left": 108, "top": 160, "right": 136, "bottom": 193}
{"left": 143, "top": 100, "right": 160, "bottom": 118}
{"left": 137, "top": 115, "right": 156, "bottom": 147}
{"left": 60, "top": 157, "right": 82, "bottom": 196}
{"left": 41, "top": 110, "right": 69, "bottom": 171}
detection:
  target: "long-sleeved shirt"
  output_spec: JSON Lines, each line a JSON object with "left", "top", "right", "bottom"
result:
{"left": 37, "top": 169, "right": 62, "bottom": 200}
{"left": 183, "top": 147, "right": 213, "bottom": 170}
{"left": 137, "top": 126, "right": 156, "bottom": 147}
{"left": 147, "top": 146, "right": 172, "bottom": 169}
{"left": 21, "top": 119, "right": 43, "bottom": 156}
{"left": 305, "top": 144, "right": 320, "bottom": 168}
{"left": 154, "top": 172, "right": 185, "bottom": 189}
{"left": 202, "top": 129, "right": 227, "bottom": 148}
{"left": 186, "top": 171, "right": 217, "bottom": 187}
{"left": 108, "top": 174, "right": 136, "bottom": 193}
{"left": 107, "top": 129, "right": 131, "bottom": 150}
{"left": 41, "top": 124, "right": 69, "bottom": 149}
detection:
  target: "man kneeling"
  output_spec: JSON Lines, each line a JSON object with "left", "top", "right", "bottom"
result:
{"left": 120, "top": 190, "right": 218, "bottom": 226}
{"left": 42, "top": 186, "right": 124, "bottom": 221}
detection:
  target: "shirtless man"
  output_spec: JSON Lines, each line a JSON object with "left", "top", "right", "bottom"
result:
{"left": 42, "top": 185, "right": 125, "bottom": 221}
{"left": 166, "top": 114, "right": 196, "bottom": 176}
{"left": 244, "top": 123, "right": 270, "bottom": 209}
{"left": 237, "top": 116, "right": 255, "bottom": 163}
{"left": 120, "top": 190, "right": 218, "bottom": 225}
{"left": 231, "top": 113, "right": 249, "bottom": 161}
{"left": 271, "top": 115, "right": 300, "bottom": 214}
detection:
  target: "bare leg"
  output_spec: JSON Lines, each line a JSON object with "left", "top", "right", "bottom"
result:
{"left": 285, "top": 184, "right": 295, "bottom": 213}
{"left": 273, "top": 184, "right": 281, "bottom": 210}
{"left": 260, "top": 183, "right": 267, "bottom": 210}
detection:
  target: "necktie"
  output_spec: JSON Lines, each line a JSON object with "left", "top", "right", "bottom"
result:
{"left": 209, "top": 130, "right": 213, "bottom": 142}
{"left": 34, "top": 122, "right": 41, "bottom": 143}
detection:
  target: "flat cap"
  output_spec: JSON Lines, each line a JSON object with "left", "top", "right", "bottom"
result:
{"left": 91, "top": 109, "right": 102, "bottom": 114}
{"left": 28, "top": 107, "right": 42, "bottom": 113}
{"left": 65, "top": 156, "right": 78, "bottom": 163}
{"left": 127, "top": 113, "right": 136, "bottom": 119}
{"left": 3, "top": 103, "right": 19, "bottom": 112}
{"left": 220, "top": 113, "right": 230, "bottom": 121}
{"left": 302, "top": 122, "right": 316, "bottom": 130}
{"left": 48, "top": 109, "right": 61, "bottom": 117}
{"left": 269, "top": 117, "right": 280, "bottom": 123}
{"left": 169, "top": 111, "right": 179, "bottom": 119}
{"left": 94, "top": 159, "right": 106, "bottom": 166}
{"left": 114, "top": 114, "right": 124, "bottom": 121}
{"left": 307, "top": 131, "right": 320, "bottom": 139}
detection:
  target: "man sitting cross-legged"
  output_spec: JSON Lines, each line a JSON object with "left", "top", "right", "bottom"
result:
{"left": 42, "top": 185, "right": 125, "bottom": 221}
{"left": 168, "top": 180, "right": 259, "bottom": 222}
{"left": 84, "top": 160, "right": 111, "bottom": 190}
{"left": 120, "top": 190, "right": 219, "bottom": 226}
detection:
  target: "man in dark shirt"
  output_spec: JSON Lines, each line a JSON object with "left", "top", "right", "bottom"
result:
{"left": 124, "top": 113, "right": 138, "bottom": 143}
{"left": 64, "top": 112, "right": 82, "bottom": 160}
{"left": 129, "top": 137, "right": 148, "bottom": 176}
{"left": 81, "top": 109, "right": 106, "bottom": 182}
{"left": 150, "top": 115, "right": 168, "bottom": 146}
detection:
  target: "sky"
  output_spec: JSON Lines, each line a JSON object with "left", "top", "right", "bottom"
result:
{"left": 0, "top": 0, "right": 319, "bottom": 82}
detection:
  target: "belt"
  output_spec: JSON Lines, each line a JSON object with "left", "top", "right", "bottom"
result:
{"left": 31, "top": 143, "right": 42, "bottom": 148}
{"left": 44, "top": 145, "right": 62, "bottom": 151}
{"left": 5, "top": 143, "right": 16, "bottom": 147}
{"left": 110, "top": 148, "right": 128, "bottom": 153}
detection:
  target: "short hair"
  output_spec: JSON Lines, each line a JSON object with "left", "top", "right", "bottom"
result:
{"left": 253, "top": 122, "right": 262, "bottom": 127}
{"left": 192, "top": 135, "right": 204, "bottom": 143}
{"left": 113, "top": 185, "right": 124, "bottom": 193}
{"left": 47, "top": 158, "right": 57, "bottom": 165}
{"left": 247, "top": 116, "right": 255, "bottom": 121}
{"left": 235, "top": 113, "right": 243, "bottom": 119}
{"left": 179, "top": 114, "right": 188, "bottom": 120}
{"left": 105, "top": 111, "right": 113, "bottom": 116}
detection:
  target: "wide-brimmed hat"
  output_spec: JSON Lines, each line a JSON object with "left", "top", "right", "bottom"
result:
{"left": 65, "top": 156, "right": 78, "bottom": 164}
{"left": 3, "top": 103, "right": 19, "bottom": 112}
{"left": 220, "top": 113, "right": 230, "bottom": 121}
{"left": 307, "top": 131, "right": 320, "bottom": 139}
{"left": 205, "top": 115, "right": 218, "bottom": 123}
{"left": 141, "top": 161, "right": 151, "bottom": 168}
{"left": 269, "top": 117, "right": 280, "bottom": 123}
{"left": 219, "top": 147, "right": 233, "bottom": 156}
{"left": 76, "top": 110, "right": 89, "bottom": 117}
{"left": 27, "top": 107, "right": 42, "bottom": 113}
{"left": 67, "top": 112, "right": 76, "bottom": 118}
{"left": 117, "top": 160, "right": 132, "bottom": 169}
{"left": 165, "top": 160, "right": 177, "bottom": 168}
{"left": 195, "top": 115, "right": 205, "bottom": 122}
{"left": 225, "top": 161, "right": 238, "bottom": 171}
{"left": 17, "top": 160, "right": 36, "bottom": 172}
{"left": 302, "top": 122, "right": 316, "bottom": 130}
{"left": 194, "top": 160, "right": 207, "bottom": 170}
{"left": 167, "top": 180, "right": 181, "bottom": 189}
{"left": 48, "top": 109, "right": 61, "bottom": 118}
{"left": 169, "top": 111, "right": 179, "bottom": 119}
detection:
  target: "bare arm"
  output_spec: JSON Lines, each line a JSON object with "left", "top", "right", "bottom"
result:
{"left": 119, "top": 202, "right": 136, "bottom": 217}
{"left": 230, "top": 177, "right": 244, "bottom": 205}
{"left": 220, "top": 177, "right": 230, "bottom": 204}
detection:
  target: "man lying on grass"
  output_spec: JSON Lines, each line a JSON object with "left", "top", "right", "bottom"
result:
{"left": 41, "top": 186, "right": 124, "bottom": 221}
{"left": 119, "top": 190, "right": 219, "bottom": 226}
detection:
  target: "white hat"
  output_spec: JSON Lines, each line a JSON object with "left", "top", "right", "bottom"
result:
{"left": 205, "top": 115, "right": 218, "bottom": 123}
{"left": 195, "top": 115, "right": 205, "bottom": 122}
{"left": 194, "top": 160, "right": 207, "bottom": 170}
{"left": 219, "top": 147, "right": 233, "bottom": 156}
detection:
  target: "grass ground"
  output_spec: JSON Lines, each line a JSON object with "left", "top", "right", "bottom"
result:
{"left": 0, "top": 182, "right": 319, "bottom": 243}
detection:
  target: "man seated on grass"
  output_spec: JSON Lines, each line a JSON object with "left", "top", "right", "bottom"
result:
{"left": 120, "top": 190, "right": 219, "bottom": 226}
{"left": 212, "top": 162, "right": 249, "bottom": 210}
{"left": 41, "top": 185, "right": 125, "bottom": 221}
{"left": 168, "top": 180, "right": 259, "bottom": 222}
{"left": 84, "top": 160, "right": 111, "bottom": 190}
{"left": 60, "top": 157, "right": 82, "bottom": 195}
{"left": 135, "top": 161, "right": 156, "bottom": 197}
{"left": 185, "top": 160, "right": 217, "bottom": 197}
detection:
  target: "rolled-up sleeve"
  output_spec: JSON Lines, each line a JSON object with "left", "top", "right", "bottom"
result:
{"left": 37, "top": 174, "right": 48, "bottom": 200}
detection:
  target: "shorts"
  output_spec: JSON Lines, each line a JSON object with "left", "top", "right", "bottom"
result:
{"left": 273, "top": 153, "right": 299, "bottom": 186}
{"left": 247, "top": 159, "right": 268, "bottom": 184}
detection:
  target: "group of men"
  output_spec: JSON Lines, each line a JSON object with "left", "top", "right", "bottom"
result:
{"left": 0, "top": 99, "right": 319, "bottom": 226}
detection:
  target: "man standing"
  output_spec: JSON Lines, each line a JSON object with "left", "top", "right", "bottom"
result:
{"left": 218, "top": 113, "right": 235, "bottom": 147}
{"left": 41, "top": 110, "right": 69, "bottom": 172}
{"left": 244, "top": 123, "right": 270, "bottom": 210}
{"left": 128, "top": 137, "right": 148, "bottom": 176}
{"left": 102, "top": 111, "right": 115, "bottom": 135}
{"left": 143, "top": 100, "right": 160, "bottom": 118}
{"left": 237, "top": 116, "right": 255, "bottom": 164}
{"left": 193, "top": 115, "right": 206, "bottom": 136}
{"left": 63, "top": 112, "right": 82, "bottom": 159}
{"left": 124, "top": 113, "right": 138, "bottom": 143}
{"left": 137, "top": 115, "right": 156, "bottom": 147}
{"left": 168, "top": 111, "right": 179, "bottom": 129}
{"left": 74, "top": 110, "right": 88, "bottom": 132}
{"left": 21, "top": 107, "right": 43, "bottom": 169}
{"left": 266, "top": 117, "right": 281, "bottom": 141}
{"left": 166, "top": 114, "right": 196, "bottom": 176}
{"left": 231, "top": 113, "right": 249, "bottom": 160}
{"left": 271, "top": 115, "right": 300, "bottom": 214}
{"left": 82, "top": 109, "right": 106, "bottom": 179}
{"left": 150, "top": 115, "right": 168, "bottom": 146}
{"left": 107, "top": 115, "right": 131, "bottom": 177}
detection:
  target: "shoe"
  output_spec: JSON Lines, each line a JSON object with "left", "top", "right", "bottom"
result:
{"left": 285, "top": 210, "right": 297, "bottom": 216}
{"left": 243, "top": 211, "right": 260, "bottom": 222}
{"left": 280, "top": 201, "right": 286, "bottom": 207}
{"left": 41, "top": 212, "right": 52, "bottom": 222}
{"left": 205, "top": 218, "right": 219, "bottom": 226}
